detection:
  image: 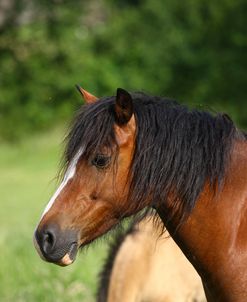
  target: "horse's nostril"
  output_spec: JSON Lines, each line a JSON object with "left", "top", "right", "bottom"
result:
{"left": 43, "top": 230, "right": 56, "bottom": 254}
{"left": 34, "top": 225, "right": 78, "bottom": 264}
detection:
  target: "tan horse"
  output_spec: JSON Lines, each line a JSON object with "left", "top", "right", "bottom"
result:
{"left": 98, "top": 216, "right": 206, "bottom": 302}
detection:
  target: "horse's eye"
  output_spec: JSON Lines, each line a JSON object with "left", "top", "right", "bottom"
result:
{"left": 91, "top": 154, "right": 110, "bottom": 169}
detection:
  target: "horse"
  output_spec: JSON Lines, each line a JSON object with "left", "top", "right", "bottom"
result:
{"left": 97, "top": 215, "right": 206, "bottom": 302}
{"left": 34, "top": 86, "right": 247, "bottom": 301}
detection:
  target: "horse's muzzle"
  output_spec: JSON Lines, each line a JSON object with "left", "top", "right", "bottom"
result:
{"left": 33, "top": 223, "right": 78, "bottom": 266}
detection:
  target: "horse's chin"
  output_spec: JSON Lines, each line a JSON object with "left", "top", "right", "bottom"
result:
{"left": 57, "top": 243, "right": 78, "bottom": 266}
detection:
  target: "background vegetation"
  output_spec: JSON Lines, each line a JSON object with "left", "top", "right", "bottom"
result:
{"left": 0, "top": 127, "right": 109, "bottom": 301}
{"left": 0, "top": 0, "right": 246, "bottom": 301}
{"left": 0, "top": 0, "right": 246, "bottom": 141}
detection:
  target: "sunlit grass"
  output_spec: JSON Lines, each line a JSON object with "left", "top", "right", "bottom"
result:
{"left": 0, "top": 127, "right": 107, "bottom": 302}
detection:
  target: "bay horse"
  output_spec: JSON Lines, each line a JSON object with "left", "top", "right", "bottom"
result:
{"left": 34, "top": 87, "right": 247, "bottom": 302}
{"left": 97, "top": 215, "right": 206, "bottom": 302}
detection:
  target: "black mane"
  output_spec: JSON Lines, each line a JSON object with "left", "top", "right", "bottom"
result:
{"left": 65, "top": 92, "right": 241, "bottom": 223}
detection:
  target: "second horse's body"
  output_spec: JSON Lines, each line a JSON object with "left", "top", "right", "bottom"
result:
{"left": 98, "top": 216, "right": 206, "bottom": 302}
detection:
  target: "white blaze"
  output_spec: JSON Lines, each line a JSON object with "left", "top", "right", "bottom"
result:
{"left": 40, "top": 149, "right": 83, "bottom": 219}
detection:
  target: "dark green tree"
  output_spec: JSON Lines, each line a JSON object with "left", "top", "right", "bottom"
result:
{"left": 0, "top": 0, "right": 246, "bottom": 141}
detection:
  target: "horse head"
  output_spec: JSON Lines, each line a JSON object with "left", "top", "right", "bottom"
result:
{"left": 34, "top": 88, "right": 137, "bottom": 266}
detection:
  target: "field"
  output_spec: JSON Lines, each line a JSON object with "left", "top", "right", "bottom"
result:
{"left": 0, "top": 127, "right": 107, "bottom": 302}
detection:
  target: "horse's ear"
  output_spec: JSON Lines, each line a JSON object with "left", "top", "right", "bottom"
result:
{"left": 114, "top": 88, "right": 133, "bottom": 125}
{"left": 75, "top": 84, "right": 98, "bottom": 104}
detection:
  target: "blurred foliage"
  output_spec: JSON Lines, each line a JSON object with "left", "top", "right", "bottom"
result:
{"left": 0, "top": 127, "right": 107, "bottom": 301}
{"left": 0, "top": 0, "right": 246, "bottom": 141}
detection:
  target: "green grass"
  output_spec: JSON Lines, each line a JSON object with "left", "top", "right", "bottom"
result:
{"left": 0, "top": 127, "right": 107, "bottom": 302}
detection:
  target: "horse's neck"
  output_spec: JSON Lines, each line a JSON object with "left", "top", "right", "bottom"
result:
{"left": 157, "top": 139, "right": 247, "bottom": 302}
